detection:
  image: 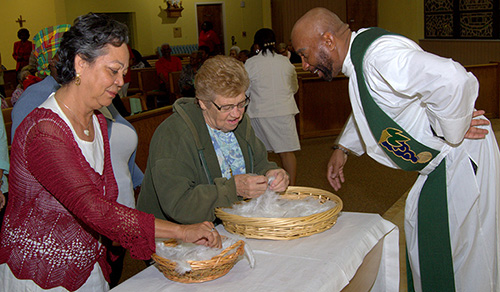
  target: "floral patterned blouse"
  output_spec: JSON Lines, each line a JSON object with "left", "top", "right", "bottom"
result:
{"left": 206, "top": 124, "right": 246, "bottom": 179}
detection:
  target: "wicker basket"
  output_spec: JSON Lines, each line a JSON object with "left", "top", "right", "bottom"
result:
{"left": 151, "top": 237, "right": 245, "bottom": 283}
{"left": 214, "top": 186, "right": 343, "bottom": 240}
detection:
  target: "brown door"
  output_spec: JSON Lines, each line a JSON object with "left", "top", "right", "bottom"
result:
{"left": 196, "top": 4, "right": 224, "bottom": 54}
{"left": 271, "top": 0, "right": 347, "bottom": 44}
{"left": 346, "top": 0, "right": 378, "bottom": 31}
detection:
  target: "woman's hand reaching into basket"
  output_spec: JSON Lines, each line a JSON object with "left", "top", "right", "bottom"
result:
{"left": 266, "top": 169, "right": 289, "bottom": 192}
{"left": 155, "top": 219, "right": 222, "bottom": 248}
{"left": 181, "top": 221, "right": 222, "bottom": 248}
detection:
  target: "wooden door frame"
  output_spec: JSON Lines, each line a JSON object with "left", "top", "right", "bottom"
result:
{"left": 195, "top": 1, "right": 226, "bottom": 54}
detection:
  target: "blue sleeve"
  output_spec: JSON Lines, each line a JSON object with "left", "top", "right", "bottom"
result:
{"left": 129, "top": 150, "right": 144, "bottom": 188}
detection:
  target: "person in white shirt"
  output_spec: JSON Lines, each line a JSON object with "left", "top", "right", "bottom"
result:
{"left": 245, "top": 28, "right": 300, "bottom": 185}
{"left": 292, "top": 7, "right": 500, "bottom": 292}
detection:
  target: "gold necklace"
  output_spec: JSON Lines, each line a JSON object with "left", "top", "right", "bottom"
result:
{"left": 56, "top": 97, "right": 93, "bottom": 136}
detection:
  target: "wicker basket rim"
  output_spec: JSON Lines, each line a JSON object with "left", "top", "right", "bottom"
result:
{"left": 152, "top": 237, "right": 244, "bottom": 265}
{"left": 215, "top": 186, "right": 343, "bottom": 220}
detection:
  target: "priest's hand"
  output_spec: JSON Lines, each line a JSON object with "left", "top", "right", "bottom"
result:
{"left": 327, "top": 147, "right": 349, "bottom": 191}
{"left": 464, "top": 110, "right": 489, "bottom": 139}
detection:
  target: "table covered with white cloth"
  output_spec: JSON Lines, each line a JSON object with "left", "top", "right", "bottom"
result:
{"left": 111, "top": 212, "right": 399, "bottom": 292}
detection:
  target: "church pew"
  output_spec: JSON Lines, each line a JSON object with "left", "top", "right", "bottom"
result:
{"left": 4, "top": 97, "right": 12, "bottom": 108}
{"left": 121, "top": 93, "right": 148, "bottom": 114}
{"left": 127, "top": 69, "right": 142, "bottom": 96}
{"left": 168, "top": 71, "right": 182, "bottom": 100}
{"left": 137, "top": 68, "right": 169, "bottom": 109}
{"left": 1, "top": 108, "right": 12, "bottom": 150}
{"left": 125, "top": 106, "right": 173, "bottom": 171}
{"left": 294, "top": 74, "right": 351, "bottom": 139}
{"left": 4, "top": 122, "right": 11, "bottom": 149}
{"left": 2, "top": 107, "right": 12, "bottom": 125}
{"left": 3, "top": 70, "right": 17, "bottom": 98}
{"left": 293, "top": 62, "right": 500, "bottom": 139}
{"left": 465, "top": 62, "right": 500, "bottom": 119}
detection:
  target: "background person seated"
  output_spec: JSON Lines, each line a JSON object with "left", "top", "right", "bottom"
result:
{"left": 155, "top": 43, "right": 182, "bottom": 105}
{"left": 10, "top": 65, "right": 42, "bottom": 107}
{"left": 278, "top": 42, "right": 291, "bottom": 59}
{"left": 179, "top": 51, "right": 202, "bottom": 97}
{"left": 229, "top": 45, "right": 240, "bottom": 59}
{"left": 131, "top": 48, "right": 151, "bottom": 69}
{"left": 238, "top": 49, "right": 250, "bottom": 63}
{"left": 137, "top": 55, "right": 289, "bottom": 224}
{"left": 198, "top": 45, "right": 210, "bottom": 64}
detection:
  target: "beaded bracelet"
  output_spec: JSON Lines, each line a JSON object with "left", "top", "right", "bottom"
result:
{"left": 332, "top": 144, "right": 350, "bottom": 156}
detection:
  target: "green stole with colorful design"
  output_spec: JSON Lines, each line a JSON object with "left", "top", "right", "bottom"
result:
{"left": 350, "top": 27, "right": 455, "bottom": 291}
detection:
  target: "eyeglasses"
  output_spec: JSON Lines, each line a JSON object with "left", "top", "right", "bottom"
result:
{"left": 211, "top": 96, "right": 250, "bottom": 112}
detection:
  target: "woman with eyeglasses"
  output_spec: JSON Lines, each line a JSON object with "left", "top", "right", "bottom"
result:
{"left": 137, "top": 55, "right": 289, "bottom": 224}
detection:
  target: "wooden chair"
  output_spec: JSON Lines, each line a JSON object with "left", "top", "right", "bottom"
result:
{"left": 147, "top": 59, "right": 158, "bottom": 68}
{"left": 2, "top": 107, "right": 13, "bottom": 125}
{"left": 137, "top": 68, "right": 169, "bottom": 109}
{"left": 121, "top": 93, "right": 148, "bottom": 114}
{"left": 168, "top": 71, "right": 182, "bottom": 100}
{"left": 3, "top": 70, "right": 17, "bottom": 98}
{"left": 125, "top": 106, "right": 174, "bottom": 171}
{"left": 1, "top": 108, "right": 13, "bottom": 148}
{"left": 4, "top": 122, "right": 12, "bottom": 147}
{"left": 4, "top": 97, "right": 12, "bottom": 108}
{"left": 127, "top": 69, "right": 142, "bottom": 96}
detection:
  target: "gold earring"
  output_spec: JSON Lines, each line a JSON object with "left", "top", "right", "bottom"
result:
{"left": 74, "top": 73, "right": 81, "bottom": 86}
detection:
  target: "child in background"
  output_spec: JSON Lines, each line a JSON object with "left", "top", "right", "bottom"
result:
{"left": 9, "top": 65, "right": 41, "bottom": 107}
{"left": 238, "top": 50, "right": 250, "bottom": 63}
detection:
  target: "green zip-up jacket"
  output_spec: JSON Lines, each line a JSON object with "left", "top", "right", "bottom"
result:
{"left": 137, "top": 97, "right": 279, "bottom": 224}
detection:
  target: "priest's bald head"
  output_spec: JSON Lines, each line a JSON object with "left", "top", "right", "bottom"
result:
{"left": 291, "top": 7, "right": 352, "bottom": 81}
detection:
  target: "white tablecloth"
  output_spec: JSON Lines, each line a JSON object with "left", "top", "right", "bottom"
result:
{"left": 111, "top": 212, "right": 399, "bottom": 292}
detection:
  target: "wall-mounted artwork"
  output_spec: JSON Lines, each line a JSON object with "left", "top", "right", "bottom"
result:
{"left": 424, "top": 0, "right": 499, "bottom": 38}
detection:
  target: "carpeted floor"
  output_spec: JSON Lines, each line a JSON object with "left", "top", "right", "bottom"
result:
{"left": 269, "top": 136, "right": 418, "bottom": 215}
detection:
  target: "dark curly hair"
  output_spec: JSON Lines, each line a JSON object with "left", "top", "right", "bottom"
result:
{"left": 17, "top": 28, "right": 30, "bottom": 40}
{"left": 201, "top": 21, "right": 213, "bottom": 31}
{"left": 253, "top": 28, "right": 277, "bottom": 56}
{"left": 56, "top": 13, "right": 129, "bottom": 85}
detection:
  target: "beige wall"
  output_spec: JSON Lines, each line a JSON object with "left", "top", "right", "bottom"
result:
{"left": 64, "top": 0, "right": 265, "bottom": 58}
{"left": 1, "top": 0, "right": 62, "bottom": 70}
{"left": 1, "top": 0, "right": 423, "bottom": 70}
{"left": 379, "top": 0, "right": 424, "bottom": 42}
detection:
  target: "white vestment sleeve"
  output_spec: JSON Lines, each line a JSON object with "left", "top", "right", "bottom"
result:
{"left": 366, "top": 37, "right": 477, "bottom": 145}
{"left": 337, "top": 114, "right": 365, "bottom": 156}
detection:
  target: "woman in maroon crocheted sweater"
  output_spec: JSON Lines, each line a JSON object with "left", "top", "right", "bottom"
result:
{"left": 0, "top": 13, "right": 221, "bottom": 292}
